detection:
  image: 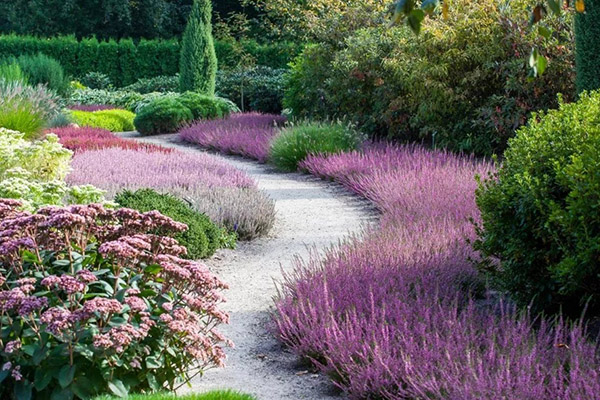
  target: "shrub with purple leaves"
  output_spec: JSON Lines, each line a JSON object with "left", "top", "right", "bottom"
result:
{"left": 274, "top": 144, "right": 600, "bottom": 399}
{"left": 0, "top": 200, "right": 230, "bottom": 399}
{"left": 67, "top": 148, "right": 275, "bottom": 239}
{"left": 179, "top": 113, "right": 286, "bottom": 163}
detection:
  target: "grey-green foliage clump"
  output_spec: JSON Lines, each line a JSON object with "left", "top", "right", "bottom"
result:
{"left": 179, "top": 0, "right": 217, "bottom": 95}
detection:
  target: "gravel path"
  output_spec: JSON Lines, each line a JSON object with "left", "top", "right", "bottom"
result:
{"left": 120, "top": 132, "right": 376, "bottom": 400}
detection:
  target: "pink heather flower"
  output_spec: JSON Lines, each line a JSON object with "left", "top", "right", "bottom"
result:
{"left": 2, "top": 362, "right": 11, "bottom": 371}
{"left": 4, "top": 340, "right": 21, "bottom": 354}
{"left": 76, "top": 270, "right": 97, "bottom": 283}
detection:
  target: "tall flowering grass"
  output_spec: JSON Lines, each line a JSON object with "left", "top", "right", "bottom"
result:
{"left": 274, "top": 144, "right": 600, "bottom": 399}
{"left": 51, "top": 126, "right": 173, "bottom": 153}
{"left": 178, "top": 113, "right": 286, "bottom": 163}
{"left": 67, "top": 148, "right": 275, "bottom": 239}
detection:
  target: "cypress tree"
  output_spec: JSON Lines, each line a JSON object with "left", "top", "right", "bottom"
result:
{"left": 179, "top": 0, "right": 217, "bottom": 95}
{"left": 575, "top": 0, "right": 600, "bottom": 93}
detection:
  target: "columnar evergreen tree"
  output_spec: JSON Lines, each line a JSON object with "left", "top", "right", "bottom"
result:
{"left": 575, "top": 0, "right": 600, "bottom": 92}
{"left": 179, "top": 0, "right": 217, "bottom": 95}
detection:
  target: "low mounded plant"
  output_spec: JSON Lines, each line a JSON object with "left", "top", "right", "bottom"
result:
{"left": 93, "top": 390, "right": 256, "bottom": 400}
{"left": 123, "top": 75, "right": 180, "bottom": 94}
{"left": 0, "top": 127, "right": 104, "bottom": 210}
{"left": 0, "top": 62, "right": 28, "bottom": 84}
{"left": 178, "top": 92, "right": 230, "bottom": 120}
{"left": 0, "top": 201, "right": 230, "bottom": 399}
{"left": 269, "top": 122, "right": 363, "bottom": 172}
{"left": 115, "top": 189, "right": 233, "bottom": 259}
{"left": 16, "top": 53, "right": 70, "bottom": 95}
{"left": 70, "top": 109, "right": 136, "bottom": 132}
{"left": 81, "top": 72, "right": 113, "bottom": 90}
{"left": 475, "top": 91, "right": 600, "bottom": 316}
{"left": 0, "top": 79, "right": 60, "bottom": 139}
{"left": 134, "top": 98, "right": 193, "bottom": 136}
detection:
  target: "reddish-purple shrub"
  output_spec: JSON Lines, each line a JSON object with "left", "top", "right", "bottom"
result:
{"left": 50, "top": 126, "right": 173, "bottom": 153}
{"left": 178, "top": 112, "right": 286, "bottom": 163}
{"left": 275, "top": 144, "right": 600, "bottom": 399}
{"left": 0, "top": 199, "right": 230, "bottom": 398}
{"left": 68, "top": 104, "right": 121, "bottom": 112}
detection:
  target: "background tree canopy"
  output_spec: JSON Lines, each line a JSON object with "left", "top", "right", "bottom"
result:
{"left": 0, "top": 0, "right": 255, "bottom": 40}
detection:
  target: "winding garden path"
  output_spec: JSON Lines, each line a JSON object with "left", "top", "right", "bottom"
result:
{"left": 121, "top": 132, "right": 376, "bottom": 400}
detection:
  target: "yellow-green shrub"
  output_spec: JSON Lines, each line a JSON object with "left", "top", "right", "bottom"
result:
{"left": 70, "top": 109, "right": 135, "bottom": 132}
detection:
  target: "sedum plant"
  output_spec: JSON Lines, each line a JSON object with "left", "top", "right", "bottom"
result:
{"left": 0, "top": 201, "right": 231, "bottom": 399}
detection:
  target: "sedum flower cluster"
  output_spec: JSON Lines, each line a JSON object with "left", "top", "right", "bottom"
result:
{"left": 0, "top": 199, "right": 230, "bottom": 399}
{"left": 0, "top": 128, "right": 105, "bottom": 211}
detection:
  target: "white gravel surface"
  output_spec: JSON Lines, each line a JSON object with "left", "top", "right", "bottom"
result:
{"left": 121, "top": 133, "right": 376, "bottom": 400}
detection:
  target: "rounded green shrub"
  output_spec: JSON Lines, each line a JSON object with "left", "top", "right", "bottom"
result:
{"left": 81, "top": 71, "right": 113, "bottom": 89}
{"left": 134, "top": 97, "right": 193, "bottom": 136}
{"left": 17, "top": 53, "right": 69, "bottom": 95}
{"left": 115, "top": 188, "right": 228, "bottom": 259}
{"left": 269, "top": 122, "right": 362, "bottom": 172}
{"left": 70, "top": 109, "right": 136, "bottom": 132}
{"left": 475, "top": 91, "right": 600, "bottom": 316}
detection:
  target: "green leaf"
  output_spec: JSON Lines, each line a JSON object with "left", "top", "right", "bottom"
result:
{"left": 144, "top": 264, "right": 162, "bottom": 275}
{"left": 146, "top": 373, "right": 159, "bottom": 391}
{"left": 71, "top": 377, "right": 95, "bottom": 400}
{"left": 145, "top": 355, "right": 162, "bottom": 369}
{"left": 34, "top": 368, "right": 53, "bottom": 391}
{"left": 0, "top": 369, "right": 10, "bottom": 384}
{"left": 421, "top": 0, "right": 439, "bottom": 14}
{"left": 50, "top": 387, "right": 73, "bottom": 400}
{"left": 407, "top": 9, "right": 425, "bottom": 34}
{"left": 107, "top": 379, "right": 128, "bottom": 398}
{"left": 58, "top": 365, "right": 76, "bottom": 388}
{"left": 538, "top": 25, "right": 552, "bottom": 38}
{"left": 536, "top": 54, "right": 548, "bottom": 75}
{"left": 547, "top": 0, "right": 561, "bottom": 14}
{"left": 14, "top": 381, "right": 33, "bottom": 400}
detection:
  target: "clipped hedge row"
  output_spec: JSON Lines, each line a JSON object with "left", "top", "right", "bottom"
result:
{"left": 0, "top": 35, "right": 301, "bottom": 87}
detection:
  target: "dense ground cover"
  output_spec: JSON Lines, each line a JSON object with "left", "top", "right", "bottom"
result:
{"left": 272, "top": 144, "right": 600, "bottom": 399}
{"left": 94, "top": 390, "right": 256, "bottom": 400}
{"left": 52, "top": 126, "right": 173, "bottom": 153}
{"left": 179, "top": 113, "right": 286, "bottom": 162}
{"left": 67, "top": 146, "right": 275, "bottom": 240}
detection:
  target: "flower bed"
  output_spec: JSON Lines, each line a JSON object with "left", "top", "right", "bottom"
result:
{"left": 67, "top": 148, "right": 275, "bottom": 240}
{"left": 274, "top": 144, "right": 600, "bottom": 398}
{"left": 0, "top": 200, "right": 230, "bottom": 398}
{"left": 51, "top": 126, "right": 173, "bottom": 154}
{"left": 179, "top": 113, "right": 286, "bottom": 163}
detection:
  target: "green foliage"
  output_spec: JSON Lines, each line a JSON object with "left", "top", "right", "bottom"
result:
{"left": 215, "top": 39, "right": 303, "bottom": 70}
{"left": 475, "top": 91, "right": 600, "bottom": 316}
{"left": 81, "top": 72, "right": 113, "bottom": 90}
{"left": 134, "top": 97, "right": 193, "bottom": 136}
{"left": 179, "top": 92, "right": 227, "bottom": 119}
{"left": 179, "top": 0, "right": 218, "bottom": 95}
{"left": 69, "top": 88, "right": 145, "bottom": 111}
{"left": 0, "top": 79, "right": 60, "bottom": 139}
{"left": 16, "top": 53, "right": 69, "bottom": 95}
{"left": 575, "top": 0, "right": 600, "bottom": 92}
{"left": 284, "top": 0, "right": 575, "bottom": 156}
{"left": 269, "top": 121, "right": 362, "bottom": 172}
{"left": 71, "top": 110, "right": 136, "bottom": 132}
{"left": 93, "top": 389, "right": 257, "bottom": 400}
{"left": 0, "top": 128, "right": 105, "bottom": 210}
{"left": 123, "top": 75, "right": 180, "bottom": 94}
{"left": 217, "top": 66, "right": 286, "bottom": 114}
{"left": 0, "top": 61, "right": 27, "bottom": 83}
{"left": 115, "top": 188, "right": 231, "bottom": 259}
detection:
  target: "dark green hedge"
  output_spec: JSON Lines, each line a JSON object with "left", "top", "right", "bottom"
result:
{"left": 575, "top": 0, "right": 600, "bottom": 93}
{"left": 0, "top": 35, "right": 301, "bottom": 87}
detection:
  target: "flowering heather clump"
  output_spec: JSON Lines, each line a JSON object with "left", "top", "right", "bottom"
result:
{"left": 51, "top": 126, "right": 173, "bottom": 153}
{"left": 179, "top": 112, "right": 286, "bottom": 163}
{"left": 0, "top": 199, "right": 230, "bottom": 398}
{"left": 68, "top": 148, "right": 276, "bottom": 239}
{"left": 274, "top": 144, "right": 600, "bottom": 399}
{"left": 68, "top": 104, "right": 121, "bottom": 112}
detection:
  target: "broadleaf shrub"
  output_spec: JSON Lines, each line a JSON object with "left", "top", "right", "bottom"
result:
{"left": 81, "top": 71, "right": 113, "bottom": 90}
{"left": 269, "top": 122, "right": 363, "bottom": 171}
{"left": 284, "top": 0, "right": 575, "bottom": 156}
{"left": 216, "top": 67, "right": 286, "bottom": 114}
{"left": 115, "top": 189, "right": 230, "bottom": 259}
{"left": 475, "top": 91, "right": 600, "bottom": 315}
{"left": 70, "top": 109, "right": 136, "bottom": 132}
{"left": 123, "top": 75, "right": 180, "bottom": 94}
{"left": 0, "top": 200, "right": 231, "bottom": 399}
